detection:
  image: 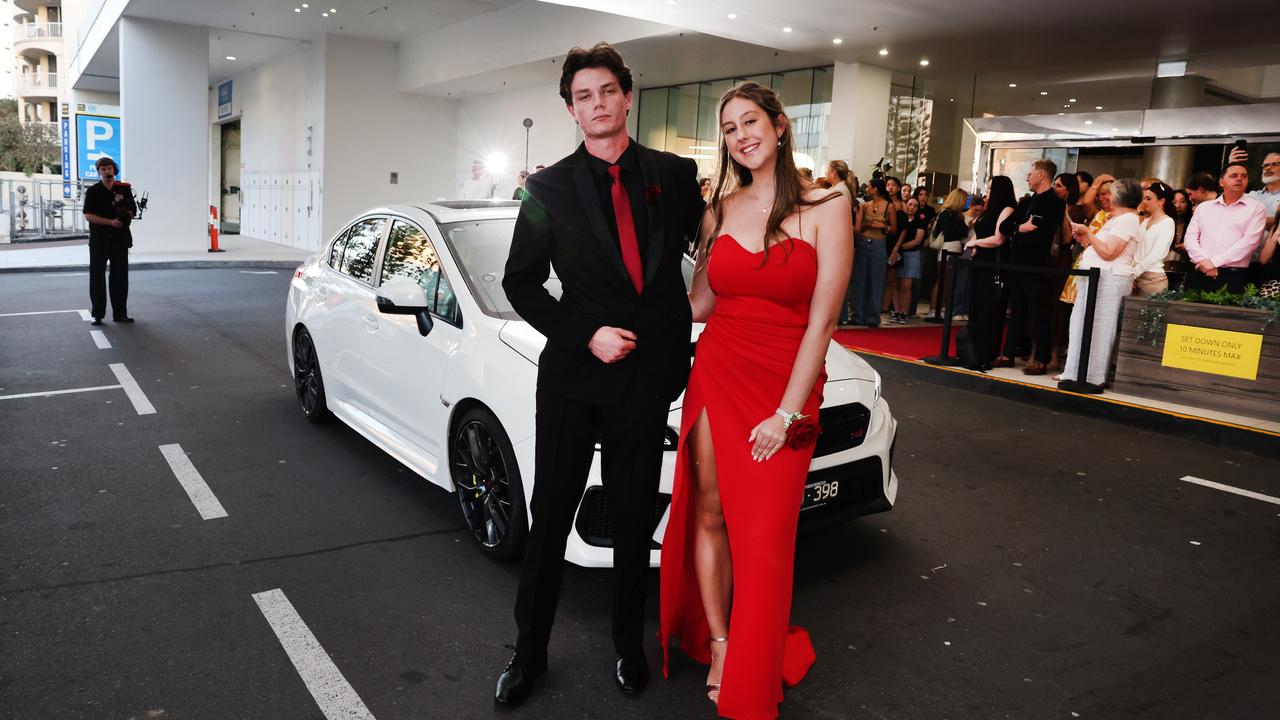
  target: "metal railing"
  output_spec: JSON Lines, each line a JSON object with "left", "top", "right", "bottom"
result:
{"left": 1, "top": 178, "right": 90, "bottom": 242}
{"left": 18, "top": 72, "right": 59, "bottom": 93}
{"left": 14, "top": 21, "right": 63, "bottom": 41}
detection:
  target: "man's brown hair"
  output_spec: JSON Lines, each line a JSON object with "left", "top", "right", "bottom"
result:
{"left": 558, "top": 42, "right": 633, "bottom": 106}
{"left": 1032, "top": 159, "right": 1058, "bottom": 178}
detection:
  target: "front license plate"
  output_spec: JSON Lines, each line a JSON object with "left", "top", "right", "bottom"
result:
{"left": 802, "top": 479, "right": 840, "bottom": 510}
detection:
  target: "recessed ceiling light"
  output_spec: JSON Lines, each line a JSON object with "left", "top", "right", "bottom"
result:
{"left": 1008, "top": 83, "right": 1017, "bottom": 88}
{"left": 301, "top": 3, "right": 308, "bottom": 7}
{"left": 782, "top": 26, "right": 793, "bottom": 32}
{"left": 1069, "top": 98, "right": 1077, "bottom": 102}
{"left": 727, "top": 13, "right": 737, "bottom": 19}
{"left": 879, "top": 48, "right": 889, "bottom": 56}
{"left": 1063, "top": 104, "right": 1070, "bottom": 108}
{"left": 321, "top": 12, "right": 328, "bottom": 16}
{"left": 833, "top": 38, "right": 843, "bottom": 44}
{"left": 225, "top": 55, "right": 237, "bottom": 61}
{"left": 1057, "top": 112, "right": 1065, "bottom": 116}
{"left": 1084, "top": 120, "right": 1093, "bottom": 125}
{"left": 919, "top": 58, "right": 929, "bottom": 66}
{"left": 294, "top": 7, "right": 301, "bottom": 12}
{"left": 1095, "top": 105, "right": 1103, "bottom": 110}
{"left": 1039, "top": 91, "right": 1048, "bottom": 95}
{"left": 329, "top": 7, "right": 336, "bottom": 11}
{"left": 1111, "top": 127, "right": 1119, "bottom": 132}
{"left": 949, "top": 98, "right": 954, "bottom": 102}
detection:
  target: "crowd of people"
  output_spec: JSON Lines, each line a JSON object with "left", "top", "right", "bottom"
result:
{"left": 764, "top": 149, "right": 1280, "bottom": 389}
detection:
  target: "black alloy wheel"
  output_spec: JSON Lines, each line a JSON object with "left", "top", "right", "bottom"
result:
{"left": 292, "top": 328, "right": 331, "bottom": 423}
{"left": 451, "top": 408, "right": 526, "bottom": 560}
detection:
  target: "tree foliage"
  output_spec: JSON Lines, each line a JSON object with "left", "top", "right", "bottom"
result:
{"left": 0, "top": 99, "right": 61, "bottom": 174}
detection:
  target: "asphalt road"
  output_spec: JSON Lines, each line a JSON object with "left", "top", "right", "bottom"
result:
{"left": 2, "top": 268, "right": 1277, "bottom": 720}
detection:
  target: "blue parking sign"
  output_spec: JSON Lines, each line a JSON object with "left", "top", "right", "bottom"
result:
{"left": 77, "top": 114, "right": 122, "bottom": 180}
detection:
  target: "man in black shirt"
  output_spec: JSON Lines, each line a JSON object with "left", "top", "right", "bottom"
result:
{"left": 994, "top": 159, "right": 1065, "bottom": 374}
{"left": 82, "top": 156, "right": 136, "bottom": 324}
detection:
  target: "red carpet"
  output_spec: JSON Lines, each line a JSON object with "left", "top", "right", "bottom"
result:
{"left": 834, "top": 325, "right": 959, "bottom": 361}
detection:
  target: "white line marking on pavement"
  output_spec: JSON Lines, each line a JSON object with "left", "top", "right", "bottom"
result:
{"left": 239, "top": 270, "right": 279, "bottom": 275}
{"left": 1180, "top": 476, "right": 1280, "bottom": 507}
{"left": 91, "top": 330, "right": 112, "bottom": 349}
{"left": 43, "top": 272, "right": 89, "bottom": 277}
{"left": 0, "top": 309, "right": 87, "bottom": 318}
{"left": 252, "top": 589, "right": 377, "bottom": 720}
{"left": 158, "top": 444, "right": 227, "bottom": 520}
{"left": 0, "top": 385, "right": 121, "bottom": 401}
{"left": 78, "top": 309, "right": 92, "bottom": 321}
{"left": 108, "top": 363, "right": 156, "bottom": 415}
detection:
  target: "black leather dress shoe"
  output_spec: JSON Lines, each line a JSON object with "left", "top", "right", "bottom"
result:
{"left": 495, "top": 654, "right": 544, "bottom": 706}
{"left": 91, "top": 318, "right": 103, "bottom": 326}
{"left": 615, "top": 653, "right": 649, "bottom": 696}
{"left": 113, "top": 316, "right": 135, "bottom": 323}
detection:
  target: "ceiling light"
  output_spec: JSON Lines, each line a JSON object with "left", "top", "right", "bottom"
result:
{"left": 301, "top": 3, "right": 308, "bottom": 7}
{"left": 949, "top": 98, "right": 954, "bottom": 102}
{"left": 225, "top": 55, "right": 237, "bottom": 61}
{"left": 833, "top": 38, "right": 843, "bottom": 44}
{"left": 1008, "top": 83, "right": 1017, "bottom": 88}
{"left": 919, "top": 58, "right": 929, "bottom": 66}
{"left": 329, "top": 7, "right": 336, "bottom": 11}
{"left": 1069, "top": 98, "right": 1077, "bottom": 102}
{"left": 1095, "top": 105, "right": 1103, "bottom": 110}
{"left": 727, "top": 13, "right": 737, "bottom": 19}
{"left": 1039, "top": 91, "right": 1048, "bottom": 95}
{"left": 783, "top": 26, "right": 793, "bottom": 33}
{"left": 1057, "top": 112, "right": 1065, "bottom": 116}
{"left": 1084, "top": 120, "right": 1093, "bottom": 125}
{"left": 1111, "top": 127, "right": 1119, "bottom": 132}
{"left": 321, "top": 12, "right": 328, "bottom": 16}
{"left": 1063, "top": 104, "right": 1070, "bottom": 108}
{"left": 294, "top": 7, "right": 301, "bottom": 12}
{"left": 879, "top": 48, "right": 888, "bottom": 56}
{"left": 1157, "top": 60, "right": 1186, "bottom": 77}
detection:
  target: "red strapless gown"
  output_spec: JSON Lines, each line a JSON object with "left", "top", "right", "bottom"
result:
{"left": 660, "top": 235, "right": 823, "bottom": 720}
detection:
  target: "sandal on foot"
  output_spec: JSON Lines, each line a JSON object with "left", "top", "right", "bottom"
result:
{"left": 706, "top": 637, "right": 727, "bottom": 705}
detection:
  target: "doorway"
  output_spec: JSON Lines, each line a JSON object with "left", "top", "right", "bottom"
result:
{"left": 220, "top": 120, "right": 241, "bottom": 234}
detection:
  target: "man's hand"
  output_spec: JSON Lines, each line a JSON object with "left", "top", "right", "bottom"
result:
{"left": 588, "top": 326, "right": 637, "bottom": 364}
{"left": 1228, "top": 146, "right": 1248, "bottom": 164}
{"left": 1195, "top": 259, "right": 1217, "bottom": 277}
{"left": 110, "top": 219, "right": 123, "bottom": 228}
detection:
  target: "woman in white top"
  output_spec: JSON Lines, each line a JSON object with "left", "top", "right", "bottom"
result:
{"left": 1058, "top": 178, "right": 1144, "bottom": 388}
{"left": 1132, "top": 181, "right": 1176, "bottom": 295}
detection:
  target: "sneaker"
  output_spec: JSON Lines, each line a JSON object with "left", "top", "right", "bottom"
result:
{"left": 892, "top": 312, "right": 908, "bottom": 324}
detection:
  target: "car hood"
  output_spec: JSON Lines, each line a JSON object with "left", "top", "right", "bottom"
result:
{"left": 499, "top": 321, "right": 880, "bottom": 404}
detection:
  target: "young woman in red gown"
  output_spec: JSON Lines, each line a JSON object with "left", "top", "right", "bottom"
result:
{"left": 659, "top": 82, "right": 853, "bottom": 719}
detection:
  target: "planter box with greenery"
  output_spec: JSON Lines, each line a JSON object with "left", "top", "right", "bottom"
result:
{"left": 1113, "top": 285, "right": 1280, "bottom": 422}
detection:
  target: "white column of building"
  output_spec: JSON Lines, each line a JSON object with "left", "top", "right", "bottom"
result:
{"left": 826, "top": 62, "right": 892, "bottom": 187}
{"left": 119, "top": 18, "right": 209, "bottom": 253}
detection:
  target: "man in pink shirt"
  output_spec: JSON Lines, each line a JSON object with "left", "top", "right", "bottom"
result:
{"left": 1183, "top": 161, "right": 1267, "bottom": 293}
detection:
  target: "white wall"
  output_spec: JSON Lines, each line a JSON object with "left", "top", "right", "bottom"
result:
{"left": 454, "top": 81, "right": 581, "bottom": 199}
{"left": 827, "top": 62, "right": 891, "bottom": 186}
{"left": 119, "top": 18, "right": 208, "bottom": 253}
{"left": 321, "top": 34, "right": 459, "bottom": 242}
{"left": 208, "top": 39, "right": 326, "bottom": 249}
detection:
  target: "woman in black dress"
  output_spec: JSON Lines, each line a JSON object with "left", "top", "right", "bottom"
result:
{"left": 962, "top": 176, "right": 1018, "bottom": 371}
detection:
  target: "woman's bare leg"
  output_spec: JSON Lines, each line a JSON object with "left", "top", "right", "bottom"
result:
{"left": 689, "top": 409, "right": 731, "bottom": 695}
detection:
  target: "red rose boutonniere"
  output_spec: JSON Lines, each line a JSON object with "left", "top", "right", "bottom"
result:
{"left": 786, "top": 417, "right": 820, "bottom": 450}
{"left": 645, "top": 185, "right": 662, "bottom": 204}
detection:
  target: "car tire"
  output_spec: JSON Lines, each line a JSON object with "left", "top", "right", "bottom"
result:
{"left": 451, "top": 407, "right": 527, "bottom": 560}
{"left": 292, "top": 327, "right": 331, "bottom": 423}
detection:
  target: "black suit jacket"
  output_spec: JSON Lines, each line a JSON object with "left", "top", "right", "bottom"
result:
{"left": 503, "top": 141, "right": 703, "bottom": 405}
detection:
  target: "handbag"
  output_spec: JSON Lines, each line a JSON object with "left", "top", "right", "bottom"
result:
{"left": 927, "top": 213, "right": 946, "bottom": 251}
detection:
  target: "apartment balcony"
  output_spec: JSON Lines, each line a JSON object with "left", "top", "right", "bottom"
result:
{"left": 14, "top": 0, "right": 59, "bottom": 16}
{"left": 13, "top": 21, "right": 63, "bottom": 46}
{"left": 18, "top": 72, "right": 59, "bottom": 98}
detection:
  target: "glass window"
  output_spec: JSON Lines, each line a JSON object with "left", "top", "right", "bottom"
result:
{"left": 380, "top": 219, "right": 460, "bottom": 325}
{"left": 338, "top": 217, "right": 385, "bottom": 283}
{"left": 328, "top": 228, "right": 351, "bottom": 269}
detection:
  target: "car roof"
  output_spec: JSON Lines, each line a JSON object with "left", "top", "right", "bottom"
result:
{"left": 407, "top": 199, "right": 520, "bottom": 224}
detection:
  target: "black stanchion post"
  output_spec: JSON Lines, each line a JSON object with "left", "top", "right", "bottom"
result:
{"left": 923, "top": 253, "right": 962, "bottom": 366}
{"left": 1059, "top": 267, "right": 1104, "bottom": 394}
{"left": 925, "top": 250, "right": 949, "bottom": 324}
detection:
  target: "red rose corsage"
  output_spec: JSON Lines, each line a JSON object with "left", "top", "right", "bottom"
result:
{"left": 785, "top": 417, "right": 820, "bottom": 450}
{"left": 644, "top": 184, "right": 662, "bottom": 204}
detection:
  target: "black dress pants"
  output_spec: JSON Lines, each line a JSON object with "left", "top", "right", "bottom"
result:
{"left": 966, "top": 268, "right": 1007, "bottom": 367}
{"left": 1002, "top": 273, "right": 1051, "bottom": 363}
{"left": 513, "top": 376, "right": 668, "bottom": 665}
{"left": 89, "top": 239, "right": 129, "bottom": 320}
{"left": 1185, "top": 267, "right": 1247, "bottom": 294}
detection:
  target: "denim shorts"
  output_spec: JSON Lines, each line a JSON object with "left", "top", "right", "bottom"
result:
{"left": 899, "top": 250, "right": 922, "bottom": 279}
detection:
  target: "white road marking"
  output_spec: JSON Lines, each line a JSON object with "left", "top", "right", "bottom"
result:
{"left": 91, "top": 330, "right": 111, "bottom": 349}
{"left": 158, "top": 444, "right": 227, "bottom": 520}
{"left": 239, "top": 270, "right": 279, "bottom": 275}
{"left": 43, "top": 272, "right": 89, "bottom": 277}
{"left": 78, "top": 309, "right": 92, "bottom": 321}
{"left": 1180, "top": 476, "right": 1280, "bottom": 507}
{"left": 0, "top": 385, "right": 121, "bottom": 401}
{"left": 108, "top": 363, "right": 156, "bottom": 415}
{"left": 252, "top": 589, "right": 377, "bottom": 720}
{"left": 0, "top": 309, "right": 86, "bottom": 318}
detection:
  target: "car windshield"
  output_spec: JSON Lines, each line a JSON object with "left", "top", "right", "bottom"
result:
{"left": 440, "top": 218, "right": 695, "bottom": 321}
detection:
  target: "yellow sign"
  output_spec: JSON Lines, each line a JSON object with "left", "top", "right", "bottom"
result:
{"left": 1161, "top": 323, "right": 1263, "bottom": 380}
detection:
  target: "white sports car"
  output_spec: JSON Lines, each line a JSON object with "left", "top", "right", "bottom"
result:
{"left": 285, "top": 200, "right": 899, "bottom": 568}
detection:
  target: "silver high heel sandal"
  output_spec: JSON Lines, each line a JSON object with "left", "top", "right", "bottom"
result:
{"left": 706, "top": 637, "right": 728, "bottom": 705}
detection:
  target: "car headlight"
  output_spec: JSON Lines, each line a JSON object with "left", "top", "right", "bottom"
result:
{"left": 872, "top": 369, "right": 882, "bottom": 406}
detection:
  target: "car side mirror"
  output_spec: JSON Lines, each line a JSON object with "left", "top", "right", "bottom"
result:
{"left": 376, "top": 278, "right": 434, "bottom": 337}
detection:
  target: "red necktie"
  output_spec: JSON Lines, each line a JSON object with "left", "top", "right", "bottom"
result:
{"left": 608, "top": 164, "right": 644, "bottom": 294}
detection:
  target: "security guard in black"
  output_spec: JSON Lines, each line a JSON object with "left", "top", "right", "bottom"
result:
{"left": 83, "top": 156, "right": 135, "bottom": 324}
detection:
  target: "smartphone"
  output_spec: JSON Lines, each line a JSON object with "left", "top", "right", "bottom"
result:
{"left": 1234, "top": 138, "right": 1249, "bottom": 152}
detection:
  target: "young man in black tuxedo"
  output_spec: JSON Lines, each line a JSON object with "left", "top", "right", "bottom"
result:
{"left": 496, "top": 42, "right": 703, "bottom": 706}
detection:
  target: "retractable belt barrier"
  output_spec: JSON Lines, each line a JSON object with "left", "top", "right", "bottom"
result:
{"left": 924, "top": 250, "right": 1104, "bottom": 394}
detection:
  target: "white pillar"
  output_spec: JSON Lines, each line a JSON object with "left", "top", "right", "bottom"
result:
{"left": 119, "top": 18, "right": 209, "bottom": 253}
{"left": 827, "top": 62, "right": 891, "bottom": 186}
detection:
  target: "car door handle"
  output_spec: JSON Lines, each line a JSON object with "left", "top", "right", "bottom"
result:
{"left": 361, "top": 314, "right": 379, "bottom": 330}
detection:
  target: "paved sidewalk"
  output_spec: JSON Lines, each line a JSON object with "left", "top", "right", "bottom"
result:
{"left": 0, "top": 234, "right": 310, "bottom": 272}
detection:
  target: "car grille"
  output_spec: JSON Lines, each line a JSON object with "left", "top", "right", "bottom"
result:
{"left": 574, "top": 487, "right": 671, "bottom": 549}
{"left": 813, "top": 403, "right": 871, "bottom": 458}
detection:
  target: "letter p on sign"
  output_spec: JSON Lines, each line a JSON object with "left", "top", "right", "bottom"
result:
{"left": 85, "top": 119, "right": 113, "bottom": 149}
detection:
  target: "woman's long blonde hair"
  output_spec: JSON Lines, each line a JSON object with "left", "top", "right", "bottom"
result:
{"left": 697, "top": 82, "right": 837, "bottom": 266}
{"left": 941, "top": 188, "right": 967, "bottom": 214}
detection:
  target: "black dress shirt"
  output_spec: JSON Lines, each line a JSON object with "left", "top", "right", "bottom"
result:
{"left": 1000, "top": 189, "right": 1066, "bottom": 266}
{"left": 584, "top": 140, "right": 650, "bottom": 263}
{"left": 84, "top": 182, "right": 133, "bottom": 245}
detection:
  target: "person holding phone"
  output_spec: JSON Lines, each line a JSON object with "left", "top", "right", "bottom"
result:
{"left": 1183, "top": 161, "right": 1267, "bottom": 293}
